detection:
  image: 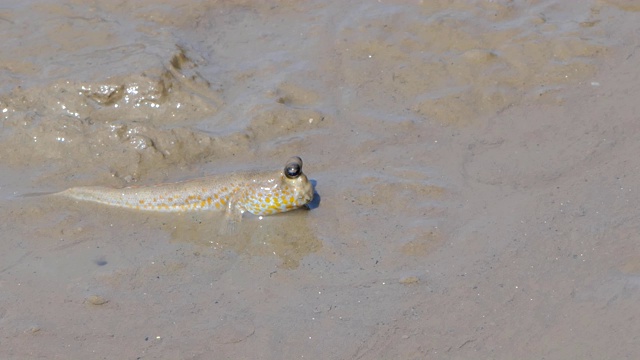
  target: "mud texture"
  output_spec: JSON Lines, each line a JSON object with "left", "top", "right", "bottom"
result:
{"left": 1, "top": 1, "right": 640, "bottom": 359}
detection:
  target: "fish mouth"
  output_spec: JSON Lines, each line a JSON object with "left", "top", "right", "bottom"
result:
{"left": 295, "top": 192, "right": 313, "bottom": 206}
{"left": 302, "top": 193, "right": 313, "bottom": 205}
{"left": 302, "top": 181, "right": 315, "bottom": 203}
{"left": 293, "top": 174, "right": 314, "bottom": 205}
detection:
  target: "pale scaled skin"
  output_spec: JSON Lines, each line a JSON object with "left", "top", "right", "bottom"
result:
{"left": 58, "top": 157, "right": 314, "bottom": 220}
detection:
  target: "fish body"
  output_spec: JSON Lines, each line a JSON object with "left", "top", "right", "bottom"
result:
{"left": 60, "top": 157, "right": 314, "bottom": 218}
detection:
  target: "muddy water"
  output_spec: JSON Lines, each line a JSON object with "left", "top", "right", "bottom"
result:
{"left": 1, "top": 1, "right": 640, "bottom": 358}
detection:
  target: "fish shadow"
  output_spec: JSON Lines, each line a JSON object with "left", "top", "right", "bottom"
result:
{"left": 305, "top": 179, "right": 321, "bottom": 210}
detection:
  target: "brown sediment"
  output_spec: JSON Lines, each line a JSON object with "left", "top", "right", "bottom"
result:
{"left": 1, "top": 1, "right": 639, "bottom": 359}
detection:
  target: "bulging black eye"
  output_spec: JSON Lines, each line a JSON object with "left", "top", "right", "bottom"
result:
{"left": 284, "top": 156, "right": 303, "bottom": 179}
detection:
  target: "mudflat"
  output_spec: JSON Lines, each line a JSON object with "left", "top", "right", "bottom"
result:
{"left": 1, "top": 1, "right": 639, "bottom": 359}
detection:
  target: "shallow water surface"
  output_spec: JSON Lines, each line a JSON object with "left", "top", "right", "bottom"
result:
{"left": 2, "top": 1, "right": 640, "bottom": 359}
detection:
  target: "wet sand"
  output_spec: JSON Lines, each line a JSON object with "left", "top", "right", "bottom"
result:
{"left": 2, "top": 1, "right": 640, "bottom": 359}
